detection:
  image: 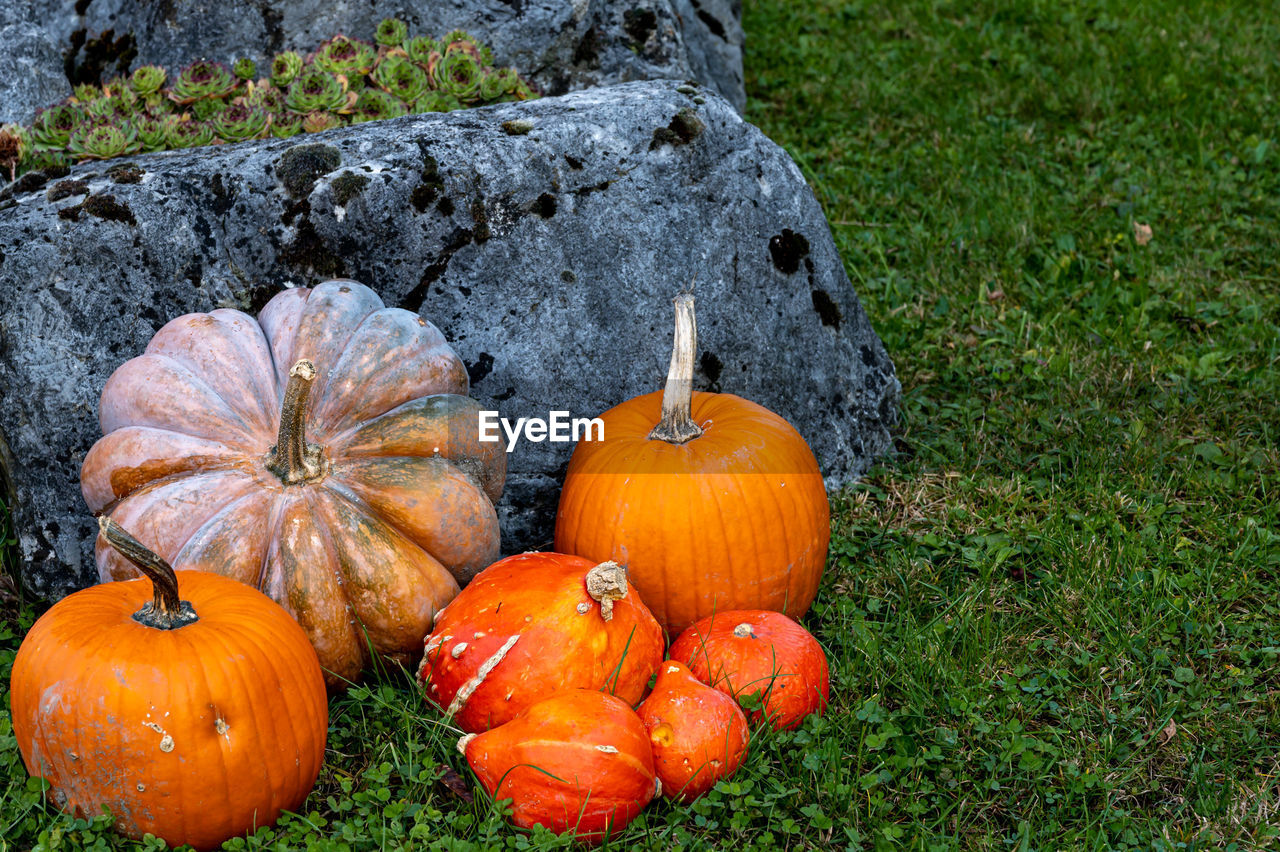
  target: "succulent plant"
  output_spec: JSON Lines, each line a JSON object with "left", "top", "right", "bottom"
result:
{"left": 285, "top": 67, "right": 353, "bottom": 114}
{"left": 301, "top": 111, "right": 344, "bottom": 133}
{"left": 271, "top": 112, "right": 305, "bottom": 138}
{"left": 84, "top": 93, "right": 136, "bottom": 124}
{"left": 413, "top": 91, "right": 463, "bottom": 114}
{"left": 270, "top": 51, "right": 304, "bottom": 87}
{"left": 129, "top": 65, "right": 168, "bottom": 96}
{"left": 12, "top": 21, "right": 534, "bottom": 179}
{"left": 29, "top": 105, "right": 84, "bottom": 149}
{"left": 443, "top": 30, "right": 493, "bottom": 64}
{"left": 405, "top": 35, "right": 441, "bottom": 66}
{"left": 210, "top": 104, "right": 270, "bottom": 142}
{"left": 434, "top": 50, "right": 485, "bottom": 103}
{"left": 166, "top": 119, "right": 215, "bottom": 149}
{"left": 68, "top": 121, "right": 139, "bottom": 160}
{"left": 0, "top": 125, "right": 25, "bottom": 180}
{"left": 312, "top": 35, "right": 377, "bottom": 77}
{"left": 350, "top": 89, "right": 409, "bottom": 124}
{"left": 170, "top": 60, "right": 240, "bottom": 104}
{"left": 134, "top": 114, "right": 173, "bottom": 150}
{"left": 375, "top": 18, "right": 409, "bottom": 48}
{"left": 371, "top": 55, "right": 429, "bottom": 103}
{"left": 190, "top": 98, "right": 230, "bottom": 121}
{"left": 233, "top": 57, "right": 258, "bottom": 81}
{"left": 242, "top": 81, "right": 286, "bottom": 113}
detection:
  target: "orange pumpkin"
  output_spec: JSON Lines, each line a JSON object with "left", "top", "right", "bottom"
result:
{"left": 637, "top": 660, "right": 750, "bottom": 801}
{"left": 9, "top": 517, "right": 328, "bottom": 851}
{"left": 459, "top": 689, "right": 657, "bottom": 843}
{"left": 81, "top": 279, "right": 506, "bottom": 687}
{"left": 668, "top": 609, "right": 829, "bottom": 731}
{"left": 418, "top": 552, "right": 663, "bottom": 732}
{"left": 554, "top": 294, "right": 830, "bottom": 635}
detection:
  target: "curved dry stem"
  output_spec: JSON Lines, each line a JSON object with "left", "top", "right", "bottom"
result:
{"left": 265, "top": 359, "right": 327, "bottom": 484}
{"left": 647, "top": 294, "right": 704, "bottom": 444}
{"left": 99, "top": 515, "right": 198, "bottom": 629}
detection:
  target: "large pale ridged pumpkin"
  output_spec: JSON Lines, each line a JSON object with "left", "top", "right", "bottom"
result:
{"left": 555, "top": 295, "right": 830, "bottom": 635}
{"left": 81, "top": 280, "right": 506, "bottom": 687}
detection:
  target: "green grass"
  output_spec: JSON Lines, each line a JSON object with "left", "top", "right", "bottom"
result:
{"left": 3, "top": 0, "right": 1279, "bottom": 848}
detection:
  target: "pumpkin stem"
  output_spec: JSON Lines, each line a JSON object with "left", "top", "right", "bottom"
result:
{"left": 265, "top": 359, "right": 327, "bottom": 485}
{"left": 647, "top": 294, "right": 704, "bottom": 444}
{"left": 99, "top": 515, "right": 199, "bottom": 630}
{"left": 733, "top": 623, "right": 756, "bottom": 639}
{"left": 585, "top": 561, "right": 629, "bottom": 621}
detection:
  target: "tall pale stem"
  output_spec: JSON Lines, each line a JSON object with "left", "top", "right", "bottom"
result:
{"left": 647, "top": 294, "right": 704, "bottom": 444}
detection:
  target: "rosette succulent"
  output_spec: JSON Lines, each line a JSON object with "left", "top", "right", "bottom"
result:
{"left": 443, "top": 30, "right": 493, "bottom": 65}
{"left": 375, "top": 18, "right": 408, "bottom": 47}
{"left": 413, "top": 91, "right": 462, "bottom": 114}
{"left": 372, "top": 55, "right": 429, "bottom": 103}
{"left": 301, "top": 111, "right": 344, "bottom": 133}
{"left": 285, "top": 68, "right": 352, "bottom": 114}
{"left": 312, "top": 35, "right": 377, "bottom": 77}
{"left": 350, "top": 89, "right": 409, "bottom": 124}
{"left": 29, "top": 105, "right": 84, "bottom": 149}
{"left": 270, "top": 51, "right": 304, "bottom": 87}
{"left": 243, "top": 82, "right": 286, "bottom": 113}
{"left": 129, "top": 66, "right": 167, "bottom": 96}
{"left": 405, "top": 36, "right": 441, "bottom": 66}
{"left": 233, "top": 58, "right": 258, "bottom": 81}
{"left": 134, "top": 114, "right": 173, "bottom": 150}
{"left": 73, "top": 83, "right": 106, "bottom": 105}
{"left": 190, "top": 98, "right": 229, "bottom": 121}
{"left": 84, "top": 93, "right": 136, "bottom": 124}
{"left": 271, "top": 112, "right": 305, "bottom": 138}
{"left": 166, "top": 119, "right": 215, "bottom": 149}
{"left": 68, "top": 121, "right": 139, "bottom": 160}
{"left": 170, "top": 60, "right": 239, "bottom": 104}
{"left": 433, "top": 50, "right": 485, "bottom": 102}
{"left": 210, "top": 104, "right": 270, "bottom": 142}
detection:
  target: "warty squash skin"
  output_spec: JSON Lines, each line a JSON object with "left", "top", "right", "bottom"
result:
{"left": 80, "top": 280, "right": 506, "bottom": 688}
{"left": 669, "top": 609, "right": 830, "bottom": 731}
{"left": 418, "top": 552, "right": 664, "bottom": 732}
{"left": 459, "top": 689, "right": 657, "bottom": 844}
{"left": 555, "top": 295, "right": 830, "bottom": 636}
{"left": 637, "top": 660, "right": 750, "bottom": 802}
{"left": 10, "top": 518, "right": 328, "bottom": 851}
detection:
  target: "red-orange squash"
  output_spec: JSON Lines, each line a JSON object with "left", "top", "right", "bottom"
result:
{"left": 668, "top": 609, "right": 829, "bottom": 731}
{"left": 80, "top": 279, "right": 506, "bottom": 688}
{"left": 418, "top": 552, "right": 663, "bottom": 732}
{"left": 637, "top": 660, "right": 750, "bottom": 802}
{"left": 459, "top": 689, "right": 657, "bottom": 843}
{"left": 554, "top": 294, "right": 830, "bottom": 636}
{"left": 10, "top": 518, "right": 328, "bottom": 851}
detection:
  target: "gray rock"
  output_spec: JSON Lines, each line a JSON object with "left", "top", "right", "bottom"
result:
{"left": 0, "top": 23, "right": 72, "bottom": 126}
{"left": 672, "top": 0, "right": 744, "bottom": 112}
{"left": 0, "top": 80, "right": 899, "bottom": 598}
{"left": 35, "top": 0, "right": 744, "bottom": 110}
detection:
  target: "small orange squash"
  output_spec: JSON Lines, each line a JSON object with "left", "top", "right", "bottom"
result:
{"left": 668, "top": 609, "right": 829, "bottom": 731}
{"left": 459, "top": 689, "right": 657, "bottom": 843}
{"left": 554, "top": 294, "right": 830, "bottom": 635}
{"left": 81, "top": 279, "right": 506, "bottom": 687}
{"left": 637, "top": 660, "right": 749, "bottom": 802}
{"left": 9, "top": 517, "right": 328, "bottom": 851}
{"left": 418, "top": 552, "right": 663, "bottom": 732}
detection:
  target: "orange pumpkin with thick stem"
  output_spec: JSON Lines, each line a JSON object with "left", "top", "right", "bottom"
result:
{"left": 10, "top": 517, "right": 328, "bottom": 851}
{"left": 668, "top": 609, "right": 829, "bottom": 731}
{"left": 418, "top": 551, "right": 663, "bottom": 732}
{"left": 554, "top": 294, "right": 830, "bottom": 636}
{"left": 637, "top": 660, "right": 750, "bottom": 802}
{"left": 459, "top": 689, "right": 657, "bottom": 843}
{"left": 80, "top": 279, "right": 505, "bottom": 688}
